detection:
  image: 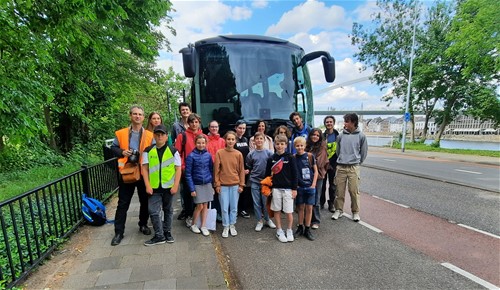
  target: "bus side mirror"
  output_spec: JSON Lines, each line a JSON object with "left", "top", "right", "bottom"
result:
{"left": 322, "top": 56, "right": 335, "bottom": 83}
{"left": 180, "top": 45, "right": 196, "bottom": 78}
{"left": 300, "top": 51, "right": 336, "bottom": 83}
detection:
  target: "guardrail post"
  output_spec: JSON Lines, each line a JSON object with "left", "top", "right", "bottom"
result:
{"left": 81, "top": 165, "right": 91, "bottom": 196}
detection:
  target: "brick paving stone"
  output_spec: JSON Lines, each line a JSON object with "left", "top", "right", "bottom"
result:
{"left": 87, "top": 256, "right": 121, "bottom": 272}
{"left": 144, "top": 278, "right": 176, "bottom": 290}
{"left": 94, "top": 268, "right": 132, "bottom": 286}
{"left": 62, "top": 272, "right": 98, "bottom": 289}
{"left": 129, "top": 265, "right": 164, "bottom": 283}
{"left": 176, "top": 276, "right": 209, "bottom": 289}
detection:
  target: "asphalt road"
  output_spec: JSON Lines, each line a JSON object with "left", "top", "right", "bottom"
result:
{"left": 216, "top": 149, "right": 500, "bottom": 289}
{"left": 363, "top": 150, "right": 500, "bottom": 192}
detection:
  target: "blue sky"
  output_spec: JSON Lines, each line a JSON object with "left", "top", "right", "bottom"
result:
{"left": 157, "top": 0, "right": 405, "bottom": 117}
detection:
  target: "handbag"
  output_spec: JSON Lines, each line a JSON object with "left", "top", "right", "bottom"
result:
{"left": 120, "top": 163, "right": 141, "bottom": 183}
{"left": 196, "top": 202, "right": 217, "bottom": 231}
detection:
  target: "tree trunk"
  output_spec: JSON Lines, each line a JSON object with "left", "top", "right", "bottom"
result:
{"left": 43, "top": 106, "right": 58, "bottom": 150}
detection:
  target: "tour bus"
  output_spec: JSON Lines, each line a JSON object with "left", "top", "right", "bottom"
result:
{"left": 180, "top": 34, "right": 335, "bottom": 135}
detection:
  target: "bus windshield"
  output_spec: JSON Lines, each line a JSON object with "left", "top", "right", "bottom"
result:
{"left": 196, "top": 42, "right": 306, "bottom": 125}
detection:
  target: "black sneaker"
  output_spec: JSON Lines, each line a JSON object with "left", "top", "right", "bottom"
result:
{"left": 294, "top": 225, "right": 304, "bottom": 237}
{"left": 164, "top": 231, "right": 175, "bottom": 243}
{"left": 240, "top": 210, "right": 250, "bottom": 218}
{"left": 177, "top": 210, "right": 187, "bottom": 220}
{"left": 304, "top": 227, "right": 316, "bottom": 241}
{"left": 139, "top": 225, "right": 152, "bottom": 235}
{"left": 144, "top": 236, "right": 167, "bottom": 246}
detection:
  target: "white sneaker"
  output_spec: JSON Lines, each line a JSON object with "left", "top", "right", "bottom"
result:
{"left": 190, "top": 224, "right": 201, "bottom": 234}
{"left": 353, "top": 213, "right": 361, "bottom": 222}
{"left": 266, "top": 219, "right": 276, "bottom": 229}
{"left": 286, "top": 229, "right": 294, "bottom": 242}
{"left": 255, "top": 222, "right": 264, "bottom": 232}
{"left": 222, "top": 226, "right": 229, "bottom": 238}
{"left": 200, "top": 227, "right": 210, "bottom": 236}
{"left": 276, "top": 229, "right": 287, "bottom": 243}
{"left": 229, "top": 224, "right": 238, "bottom": 236}
{"left": 331, "top": 210, "right": 343, "bottom": 220}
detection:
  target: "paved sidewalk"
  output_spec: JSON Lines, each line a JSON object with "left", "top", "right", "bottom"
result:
{"left": 22, "top": 195, "right": 228, "bottom": 289}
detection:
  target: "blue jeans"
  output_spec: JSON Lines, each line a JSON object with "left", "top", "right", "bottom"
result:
{"left": 148, "top": 190, "right": 174, "bottom": 238}
{"left": 219, "top": 185, "right": 239, "bottom": 227}
{"left": 312, "top": 179, "right": 323, "bottom": 225}
{"left": 250, "top": 182, "right": 270, "bottom": 222}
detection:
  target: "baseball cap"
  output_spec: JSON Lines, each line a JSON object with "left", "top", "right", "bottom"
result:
{"left": 153, "top": 124, "right": 168, "bottom": 134}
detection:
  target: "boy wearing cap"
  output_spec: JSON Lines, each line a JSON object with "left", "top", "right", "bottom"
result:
{"left": 265, "top": 134, "right": 298, "bottom": 243}
{"left": 141, "top": 124, "right": 182, "bottom": 245}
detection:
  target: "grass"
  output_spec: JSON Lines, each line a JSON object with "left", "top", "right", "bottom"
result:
{"left": 391, "top": 141, "right": 500, "bottom": 158}
{"left": 0, "top": 158, "right": 101, "bottom": 202}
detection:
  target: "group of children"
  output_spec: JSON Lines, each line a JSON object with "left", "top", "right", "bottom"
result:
{"left": 140, "top": 112, "right": 367, "bottom": 246}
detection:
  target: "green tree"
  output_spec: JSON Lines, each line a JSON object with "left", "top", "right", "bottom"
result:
{"left": 0, "top": 0, "right": 177, "bottom": 157}
{"left": 351, "top": 0, "right": 422, "bottom": 141}
{"left": 351, "top": 0, "right": 499, "bottom": 144}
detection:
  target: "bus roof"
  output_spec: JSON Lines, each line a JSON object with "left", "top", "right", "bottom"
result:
{"left": 194, "top": 34, "right": 303, "bottom": 51}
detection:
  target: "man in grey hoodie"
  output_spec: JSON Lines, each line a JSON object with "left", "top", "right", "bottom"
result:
{"left": 331, "top": 113, "right": 368, "bottom": 222}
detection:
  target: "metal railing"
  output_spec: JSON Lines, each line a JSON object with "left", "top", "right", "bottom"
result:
{"left": 0, "top": 158, "right": 119, "bottom": 288}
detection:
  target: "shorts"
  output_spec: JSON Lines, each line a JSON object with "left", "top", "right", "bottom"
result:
{"left": 270, "top": 188, "right": 294, "bottom": 213}
{"left": 296, "top": 187, "right": 315, "bottom": 205}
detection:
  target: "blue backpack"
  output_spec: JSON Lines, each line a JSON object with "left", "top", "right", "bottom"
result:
{"left": 82, "top": 194, "right": 110, "bottom": 226}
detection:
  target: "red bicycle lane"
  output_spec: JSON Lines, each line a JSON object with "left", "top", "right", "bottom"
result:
{"left": 351, "top": 192, "right": 500, "bottom": 287}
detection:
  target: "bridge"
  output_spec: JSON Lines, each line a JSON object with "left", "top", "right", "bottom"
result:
{"left": 314, "top": 110, "right": 425, "bottom": 116}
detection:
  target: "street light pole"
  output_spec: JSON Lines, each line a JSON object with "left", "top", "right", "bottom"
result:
{"left": 402, "top": 5, "right": 418, "bottom": 152}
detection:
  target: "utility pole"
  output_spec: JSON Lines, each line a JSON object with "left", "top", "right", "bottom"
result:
{"left": 402, "top": 4, "right": 418, "bottom": 152}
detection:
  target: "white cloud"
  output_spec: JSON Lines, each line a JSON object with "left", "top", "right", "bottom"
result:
{"left": 252, "top": 0, "right": 268, "bottom": 9}
{"left": 353, "top": 1, "right": 380, "bottom": 22}
{"left": 266, "top": 0, "right": 350, "bottom": 35}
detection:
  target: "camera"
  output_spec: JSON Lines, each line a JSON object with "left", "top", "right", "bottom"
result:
{"left": 128, "top": 149, "right": 140, "bottom": 163}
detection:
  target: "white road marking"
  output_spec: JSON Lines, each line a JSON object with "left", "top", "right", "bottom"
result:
{"left": 383, "top": 159, "right": 396, "bottom": 162}
{"left": 454, "top": 169, "right": 482, "bottom": 175}
{"left": 458, "top": 224, "right": 500, "bottom": 239}
{"left": 372, "top": 195, "right": 410, "bottom": 208}
{"left": 441, "top": 262, "right": 499, "bottom": 289}
{"left": 344, "top": 213, "right": 383, "bottom": 233}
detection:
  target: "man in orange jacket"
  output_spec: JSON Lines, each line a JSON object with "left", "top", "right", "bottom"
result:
{"left": 110, "top": 105, "right": 154, "bottom": 246}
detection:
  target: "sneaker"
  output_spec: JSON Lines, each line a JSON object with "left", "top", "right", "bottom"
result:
{"left": 294, "top": 225, "right": 304, "bottom": 237}
{"left": 304, "top": 227, "right": 316, "bottom": 241}
{"left": 276, "top": 229, "right": 287, "bottom": 243}
{"left": 328, "top": 202, "right": 335, "bottom": 213}
{"left": 286, "top": 229, "right": 294, "bottom": 242}
{"left": 222, "top": 226, "right": 229, "bottom": 238}
{"left": 331, "top": 210, "right": 342, "bottom": 220}
{"left": 200, "top": 227, "right": 210, "bottom": 236}
{"left": 185, "top": 217, "right": 193, "bottom": 228}
{"left": 177, "top": 210, "right": 187, "bottom": 220}
{"left": 190, "top": 224, "right": 201, "bottom": 234}
{"left": 353, "top": 213, "right": 361, "bottom": 222}
{"left": 229, "top": 224, "right": 238, "bottom": 236}
{"left": 240, "top": 211, "right": 250, "bottom": 218}
{"left": 255, "top": 222, "right": 264, "bottom": 232}
{"left": 311, "top": 223, "right": 319, "bottom": 229}
{"left": 144, "top": 236, "right": 167, "bottom": 246}
{"left": 165, "top": 231, "right": 175, "bottom": 243}
{"left": 266, "top": 219, "right": 276, "bottom": 229}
